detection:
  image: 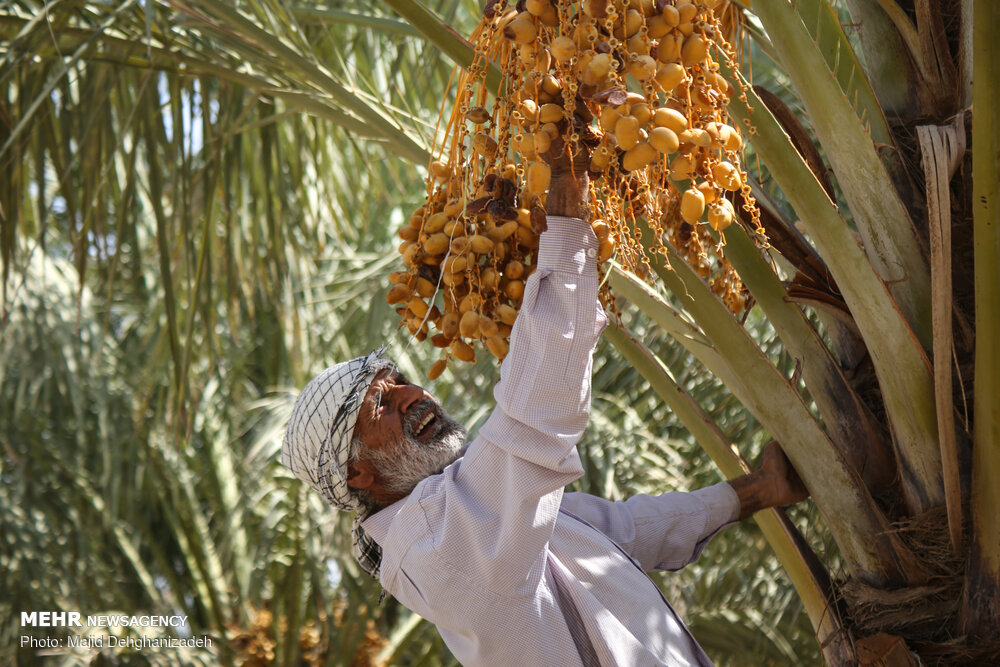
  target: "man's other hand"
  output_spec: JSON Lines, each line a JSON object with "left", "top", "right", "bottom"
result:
{"left": 730, "top": 441, "right": 809, "bottom": 520}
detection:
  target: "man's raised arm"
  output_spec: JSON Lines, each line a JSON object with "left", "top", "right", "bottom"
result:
{"left": 473, "top": 129, "right": 603, "bottom": 470}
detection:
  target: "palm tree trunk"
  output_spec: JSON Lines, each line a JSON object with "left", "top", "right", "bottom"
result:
{"left": 961, "top": 0, "right": 1000, "bottom": 637}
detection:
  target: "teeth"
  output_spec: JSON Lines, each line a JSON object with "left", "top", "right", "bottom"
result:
{"left": 417, "top": 411, "right": 434, "bottom": 434}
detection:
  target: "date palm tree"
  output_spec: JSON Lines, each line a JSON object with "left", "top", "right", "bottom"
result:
{"left": 1, "top": 1, "right": 997, "bottom": 665}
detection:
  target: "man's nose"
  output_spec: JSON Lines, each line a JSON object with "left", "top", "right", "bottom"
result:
{"left": 396, "top": 383, "right": 431, "bottom": 413}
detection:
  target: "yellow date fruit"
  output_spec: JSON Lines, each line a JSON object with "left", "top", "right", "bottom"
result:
{"left": 681, "top": 187, "right": 706, "bottom": 223}
{"left": 649, "top": 126, "right": 680, "bottom": 154}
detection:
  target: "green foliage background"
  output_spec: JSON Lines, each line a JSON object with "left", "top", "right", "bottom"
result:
{"left": 0, "top": 1, "right": 903, "bottom": 664}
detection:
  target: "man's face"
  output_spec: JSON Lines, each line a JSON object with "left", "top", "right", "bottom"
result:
{"left": 348, "top": 368, "right": 465, "bottom": 506}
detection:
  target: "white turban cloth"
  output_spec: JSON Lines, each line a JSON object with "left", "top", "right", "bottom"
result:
{"left": 281, "top": 346, "right": 394, "bottom": 578}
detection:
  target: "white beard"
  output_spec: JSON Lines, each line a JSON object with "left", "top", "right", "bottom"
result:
{"left": 360, "top": 399, "right": 466, "bottom": 498}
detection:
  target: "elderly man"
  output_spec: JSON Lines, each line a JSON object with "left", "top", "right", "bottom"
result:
{"left": 282, "top": 136, "right": 808, "bottom": 666}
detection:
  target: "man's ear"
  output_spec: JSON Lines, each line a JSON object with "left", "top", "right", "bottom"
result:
{"left": 346, "top": 459, "right": 377, "bottom": 490}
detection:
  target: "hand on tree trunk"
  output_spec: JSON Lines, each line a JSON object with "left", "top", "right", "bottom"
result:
{"left": 730, "top": 441, "right": 809, "bottom": 520}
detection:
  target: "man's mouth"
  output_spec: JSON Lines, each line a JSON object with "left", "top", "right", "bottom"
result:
{"left": 412, "top": 404, "right": 438, "bottom": 441}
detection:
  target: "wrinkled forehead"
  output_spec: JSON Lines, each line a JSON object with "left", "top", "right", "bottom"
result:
{"left": 372, "top": 367, "right": 394, "bottom": 383}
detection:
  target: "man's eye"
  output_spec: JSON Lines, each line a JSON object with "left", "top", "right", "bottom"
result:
{"left": 371, "top": 389, "right": 385, "bottom": 417}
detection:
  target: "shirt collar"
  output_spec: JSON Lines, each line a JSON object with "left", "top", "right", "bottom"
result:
{"left": 360, "top": 496, "right": 408, "bottom": 546}
{"left": 358, "top": 448, "right": 470, "bottom": 545}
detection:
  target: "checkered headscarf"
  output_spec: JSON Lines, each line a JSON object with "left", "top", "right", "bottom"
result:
{"left": 281, "top": 346, "right": 394, "bottom": 578}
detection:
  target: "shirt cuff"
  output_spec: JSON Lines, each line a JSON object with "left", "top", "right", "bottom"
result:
{"left": 692, "top": 481, "right": 741, "bottom": 526}
{"left": 536, "top": 216, "right": 600, "bottom": 275}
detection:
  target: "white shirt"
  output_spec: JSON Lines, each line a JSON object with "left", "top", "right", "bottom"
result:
{"left": 363, "top": 217, "right": 740, "bottom": 666}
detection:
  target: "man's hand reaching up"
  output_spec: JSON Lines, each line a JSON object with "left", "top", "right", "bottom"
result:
{"left": 540, "top": 121, "right": 593, "bottom": 220}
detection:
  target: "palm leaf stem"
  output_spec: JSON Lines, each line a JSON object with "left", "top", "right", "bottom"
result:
{"left": 377, "top": 612, "right": 426, "bottom": 665}
{"left": 787, "top": 0, "right": 892, "bottom": 147}
{"left": 604, "top": 322, "right": 855, "bottom": 666}
{"left": 723, "top": 61, "right": 943, "bottom": 515}
{"left": 288, "top": 6, "right": 421, "bottom": 37}
{"left": 647, "top": 248, "right": 922, "bottom": 583}
{"left": 721, "top": 223, "right": 896, "bottom": 493}
{"left": 838, "top": 0, "right": 921, "bottom": 116}
{"left": 744, "top": 180, "right": 834, "bottom": 293}
{"left": 958, "top": 0, "right": 975, "bottom": 107}
{"left": 142, "top": 99, "right": 183, "bottom": 410}
{"left": 752, "top": 0, "right": 931, "bottom": 351}
{"left": 384, "top": 0, "right": 503, "bottom": 95}
{"left": 608, "top": 263, "right": 917, "bottom": 586}
{"left": 735, "top": 12, "right": 780, "bottom": 66}
{"left": 280, "top": 500, "right": 306, "bottom": 667}
{"left": 752, "top": 85, "right": 834, "bottom": 201}
{"left": 917, "top": 117, "right": 966, "bottom": 555}
{"left": 872, "top": 0, "right": 925, "bottom": 81}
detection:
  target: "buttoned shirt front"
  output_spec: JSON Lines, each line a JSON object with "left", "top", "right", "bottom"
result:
{"left": 362, "top": 217, "right": 739, "bottom": 666}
